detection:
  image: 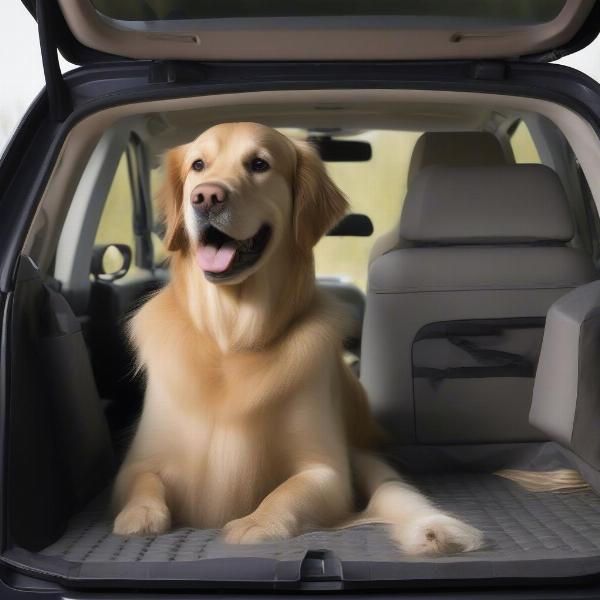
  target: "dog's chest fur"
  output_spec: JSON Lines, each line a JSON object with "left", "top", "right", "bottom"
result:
{"left": 155, "top": 402, "right": 285, "bottom": 527}
{"left": 130, "top": 291, "right": 296, "bottom": 528}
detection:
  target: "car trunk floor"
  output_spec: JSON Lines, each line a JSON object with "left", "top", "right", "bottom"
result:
{"left": 7, "top": 448, "right": 600, "bottom": 586}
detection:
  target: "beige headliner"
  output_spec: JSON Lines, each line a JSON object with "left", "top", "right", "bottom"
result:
{"left": 24, "top": 89, "right": 600, "bottom": 273}
{"left": 142, "top": 100, "right": 501, "bottom": 158}
{"left": 57, "top": 0, "right": 594, "bottom": 61}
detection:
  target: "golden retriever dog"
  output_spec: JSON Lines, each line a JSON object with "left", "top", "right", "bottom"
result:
{"left": 112, "top": 122, "right": 483, "bottom": 554}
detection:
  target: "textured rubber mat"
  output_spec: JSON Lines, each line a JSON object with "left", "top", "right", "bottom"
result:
{"left": 33, "top": 471, "right": 600, "bottom": 581}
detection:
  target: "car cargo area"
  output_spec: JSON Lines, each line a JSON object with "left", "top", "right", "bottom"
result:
{"left": 5, "top": 90, "right": 600, "bottom": 590}
{"left": 6, "top": 444, "right": 599, "bottom": 586}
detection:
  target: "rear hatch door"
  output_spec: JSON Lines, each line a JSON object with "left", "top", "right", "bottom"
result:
{"left": 24, "top": 0, "right": 600, "bottom": 64}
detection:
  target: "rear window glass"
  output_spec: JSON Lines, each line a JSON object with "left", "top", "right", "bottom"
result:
{"left": 511, "top": 121, "right": 542, "bottom": 164}
{"left": 90, "top": 0, "right": 566, "bottom": 23}
{"left": 311, "top": 130, "right": 421, "bottom": 292}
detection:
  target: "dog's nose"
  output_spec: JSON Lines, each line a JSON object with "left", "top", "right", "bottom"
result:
{"left": 191, "top": 183, "right": 227, "bottom": 209}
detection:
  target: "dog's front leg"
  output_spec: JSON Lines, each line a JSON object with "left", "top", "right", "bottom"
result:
{"left": 113, "top": 471, "right": 171, "bottom": 536}
{"left": 222, "top": 464, "right": 351, "bottom": 543}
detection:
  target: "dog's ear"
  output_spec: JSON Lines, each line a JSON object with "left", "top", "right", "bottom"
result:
{"left": 159, "top": 144, "right": 189, "bottom": 252}
{"left": 292, "top": 140, "right": 349, "bottom": 252}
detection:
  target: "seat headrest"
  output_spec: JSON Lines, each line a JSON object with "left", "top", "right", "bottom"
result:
{"left": 408, "top": 131, "right": 510, "bottom": 184}
{"left": 400, "top": 165, "right": 574, "bottom": 245}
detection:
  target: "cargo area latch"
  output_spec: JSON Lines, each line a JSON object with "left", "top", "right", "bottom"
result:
{"left": 300, "top": 549, "right": 342, "bottom": 582}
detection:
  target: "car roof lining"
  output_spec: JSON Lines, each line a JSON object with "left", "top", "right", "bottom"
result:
{"left": 138, "top": 101, "right": 512, "bottom": 162}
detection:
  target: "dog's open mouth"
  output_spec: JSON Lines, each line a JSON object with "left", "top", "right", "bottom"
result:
{"left": 197, "top": 224, "right": 272, "bottom": 280}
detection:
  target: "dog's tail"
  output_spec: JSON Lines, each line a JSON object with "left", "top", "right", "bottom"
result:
{"left": 494, "top": 468, "right": 590, "bottom": 493}
{"left": 337, "top": 452, "right": 483, "bottom": 555}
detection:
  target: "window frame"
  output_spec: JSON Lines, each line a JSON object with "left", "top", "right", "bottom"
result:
{"left": 125, "top": 133, "right": 155, "bottom": 271}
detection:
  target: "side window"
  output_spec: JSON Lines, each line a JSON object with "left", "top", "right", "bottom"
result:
{"left": 94, "top": 134, "right": 162, "bottom": 279}
{"left": 510, "top": 121, "right": 542, "bottom": 164}
{"left": 93, "top": 153, "right": 139, "bottom": 277}
{"left": 312, "top": 130, "right": 422, "bottom": 291}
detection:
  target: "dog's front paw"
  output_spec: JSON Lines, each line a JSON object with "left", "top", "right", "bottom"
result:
{"left": 222, "top": 514, "right": 294, "bottom": 544}
{"left": 398, "top": 513, "right": 483, "bottom": 556}
{"left": 113, "top": 501, "right": 171, "bottom": 536}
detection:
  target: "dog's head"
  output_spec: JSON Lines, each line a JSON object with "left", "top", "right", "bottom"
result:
{"left": 160, "top": 122, "right": 348, "bottom": 284}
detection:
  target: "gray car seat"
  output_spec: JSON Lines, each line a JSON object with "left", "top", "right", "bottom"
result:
{"left": 361, "top": 164, "right": 597, "bottom": 444}
{"left": 370, "top": 131, "right": 512, "bottom": 262}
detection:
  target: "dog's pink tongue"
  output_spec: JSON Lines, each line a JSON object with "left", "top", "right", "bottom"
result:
{"left": 197, "top": 242, "right": 237, "bottom": 273}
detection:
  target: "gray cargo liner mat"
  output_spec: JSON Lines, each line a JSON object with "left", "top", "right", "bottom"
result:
{"left": 7, "top": 468, "right": 600, "bottom": 585}
{"left": 4, "top": 444, "right": 600, "bottom": 584}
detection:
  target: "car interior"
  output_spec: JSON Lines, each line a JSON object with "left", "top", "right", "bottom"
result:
{"left": 5, "top": 87, "right": 600, "bottom": 589}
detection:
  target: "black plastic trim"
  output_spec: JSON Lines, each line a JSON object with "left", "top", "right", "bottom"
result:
{"left": 6, "top": 549, "right": 600, "bottom": 594}
{"left": 0, "top": 292, "right": 8, "bottom": 555}
{"left": 126, "top": 133, "right": 154, "bottom": 270}
{"left": 35, "top": 0, "right": 71, "bottom": 121}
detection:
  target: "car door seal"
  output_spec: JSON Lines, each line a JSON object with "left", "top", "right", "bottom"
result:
{"left": 470, "top": 61, "right": 507, "bottom": 81}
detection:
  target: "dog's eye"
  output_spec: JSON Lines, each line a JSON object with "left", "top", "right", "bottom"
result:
{"left": 249, "top": 157, "right": 270, "bottom": 173}
{"left": 192, "top": 159, "right": 205, "bottom": 172}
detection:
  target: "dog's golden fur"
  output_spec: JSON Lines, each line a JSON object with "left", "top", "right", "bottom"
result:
{"left": 113, "top": 123, "right": 482, "bottom": 553}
